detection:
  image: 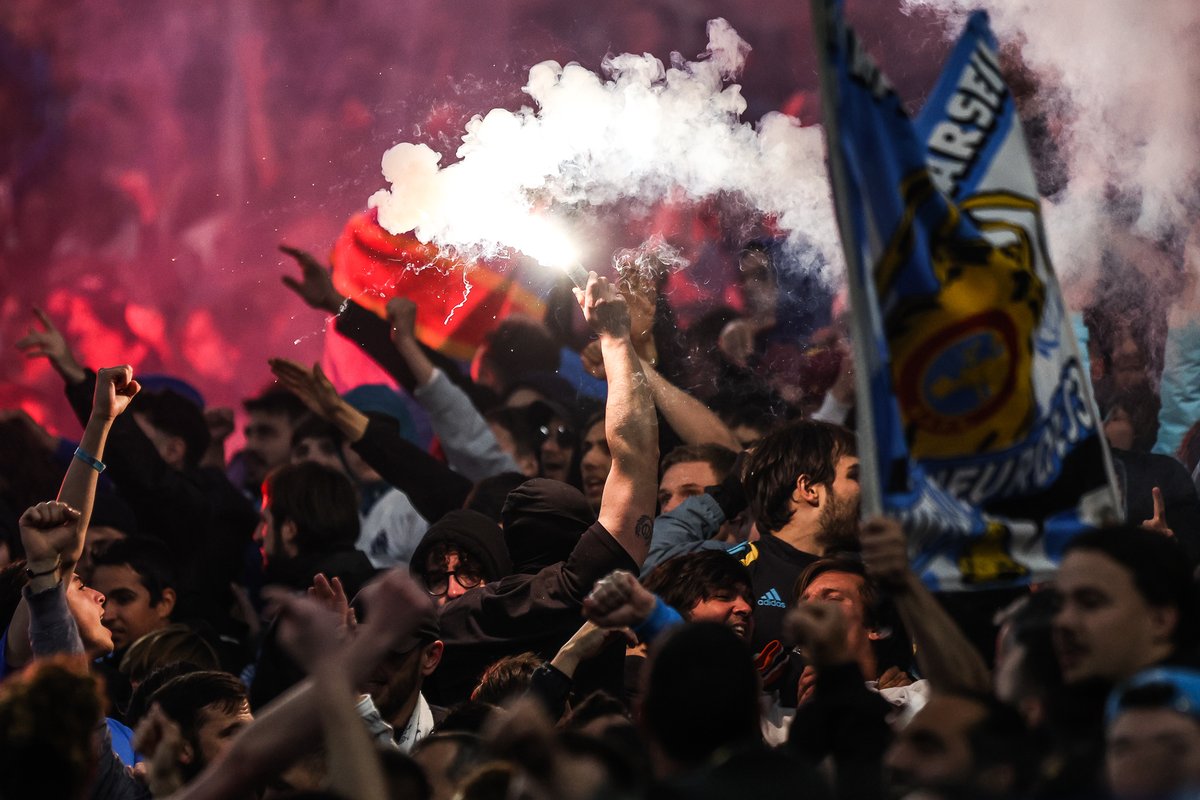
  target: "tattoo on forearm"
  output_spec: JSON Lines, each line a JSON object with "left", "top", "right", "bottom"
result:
{"left": 636, "top": 515, "right": 653, "bottom": 543}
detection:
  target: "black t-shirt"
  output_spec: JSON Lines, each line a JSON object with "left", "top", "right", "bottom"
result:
{"left": 425, "top": 521, "right": 638, "bottom": 706}
{"left": 727, "top": 533, "right": 820, "bottom": 706}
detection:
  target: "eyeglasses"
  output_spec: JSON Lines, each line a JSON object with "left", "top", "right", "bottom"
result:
{"left": 423, "top": 568, "right": 484, "bottom": 597}
{"left": 538, "top": 424, "right": 575, "bottom": 448}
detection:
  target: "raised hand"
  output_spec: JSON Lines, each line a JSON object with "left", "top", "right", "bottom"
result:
{"left": 19, "top": 501, "right": 82, "bottom": 575}
{"left": 859, "top": 516, "right": 912, "bottom": 592}
{"left": 132, "top": 704, "right": 186, "bottom": 797}
{"left": 1141, "top": 486, "right": 1175, "bottom": 538}
{"left": 784, "top": 602, "right": 851, "bottom": 667}
{"left": 352, "top": 568, "right": 436, "bottom": 657}
{"left": 266, "top": 587, "right": 347, "bottom": 673}
{"left": 582, "top": 570, "right": 657, "bottom": 629}
{"left": 268, "top": 358, "right": 342, "bottom": 418}
{"left": 309, "top": 573, "right": 357, "bottom": 632}
{"left": 92, "top": 365, "right": 141, "bottom": 422}
{"left": 280, "top": 244, "right": 345, "bottom": 313}
{"left": 386, "top": 297, "right": 418, "bottom": 347}
{"left": 16, "top": 307, "right": 87, "bottom": 384}
{"left": 574, "top": 273, "right": 630, "bottom": 338}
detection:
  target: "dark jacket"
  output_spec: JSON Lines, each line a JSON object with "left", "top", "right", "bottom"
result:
{"left": 424, "top": 522, "right": 636, "bottom": 706}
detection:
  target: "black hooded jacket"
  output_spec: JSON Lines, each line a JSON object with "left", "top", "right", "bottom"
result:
{"left": 424, "top": 479, "right": 636, "bottom": 705}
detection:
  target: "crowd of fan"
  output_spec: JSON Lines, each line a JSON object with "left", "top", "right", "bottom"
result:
{"left": 3, "top": 235, "right": 1200, "bottom": 800}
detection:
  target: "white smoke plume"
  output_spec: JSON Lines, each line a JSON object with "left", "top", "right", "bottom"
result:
{"left": 368, "top": 19, "right": 838, "bottom": 277}
{"left": 904, "top": 0, "right": 1200, "bottom": 287}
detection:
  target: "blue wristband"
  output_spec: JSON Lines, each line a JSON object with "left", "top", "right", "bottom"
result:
{"left": 74, "top": 446, "right": 106, "bottom": 474}
{"left": 631, "top": 596, "right": 684, "bottom": 644}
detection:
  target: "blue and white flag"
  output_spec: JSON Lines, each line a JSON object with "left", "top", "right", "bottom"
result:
{"left": 813, "top": 0, "right": 1122, "bottom": 591}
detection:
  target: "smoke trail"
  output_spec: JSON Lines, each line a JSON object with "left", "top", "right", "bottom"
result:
{"left": 903, "top": 0, "right": 1200, "bottom": 285}
{"left": 368, "top": 19, "right": 838, "bottom": 276}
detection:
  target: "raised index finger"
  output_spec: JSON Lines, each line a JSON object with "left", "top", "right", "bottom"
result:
{"left": 33, "top": 307, "right": 58, "bottom": 332}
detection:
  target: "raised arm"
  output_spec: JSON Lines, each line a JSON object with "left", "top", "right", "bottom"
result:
{"left": 639, "top": 359, "right": 740, "bottom": 451}
{"left": 280, "top": 244, "right": 490, "bottom": 407}
{"left": 269, "top": 358, "right": 472, "bottom": 519}
{"left": 388, "top": 298, "right": 519, "bottom": 481}
{"left": 16, "top": 307, "right": 88, "bottom": 386}
{"left": 56, "top": 365, "right": 141, "bottom": 568}
{"left": 578, "top": 273, "right": 658, "bottom": 565}
{"left": 272, "top": 589, "right": 388, "bottom": 800}
{"left": 860, "top": 517, "right": 991, "bottom": 694}
{"left": 4, "top": 366, "right": 139, "bottom": 672}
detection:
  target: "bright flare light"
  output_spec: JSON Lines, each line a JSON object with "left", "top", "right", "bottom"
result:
{"left": 514, "top": 217, "right": 590, "bottom": 288}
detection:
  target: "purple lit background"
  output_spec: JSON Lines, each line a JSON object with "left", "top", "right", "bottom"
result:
{"left": 0, "top": 0, "right": 952, "bottom": 439}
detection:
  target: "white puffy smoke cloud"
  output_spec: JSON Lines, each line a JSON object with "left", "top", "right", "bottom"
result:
{"left": 368, "top": 19, "right": 838, "bottom": 275}
{"left": 904, "top": 0, "right": 1200, "bottom": 284}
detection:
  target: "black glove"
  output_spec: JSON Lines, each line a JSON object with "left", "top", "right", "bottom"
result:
{"left": 706, "top": 450, "right": 749, "bottom": 521}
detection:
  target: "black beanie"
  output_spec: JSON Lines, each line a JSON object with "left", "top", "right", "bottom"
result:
{"left": 501, "top": 478, "right": 595, "bottom": 573}
{"left": 409, "top": 510, "right": 513, "bottom": 581}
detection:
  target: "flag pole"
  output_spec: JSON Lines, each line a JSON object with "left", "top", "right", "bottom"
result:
{"left": 810, "top": 0, "right": 884, "bottom": 518}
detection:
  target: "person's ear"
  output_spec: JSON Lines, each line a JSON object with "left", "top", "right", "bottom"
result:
{"left": 1148, "top": 605, "right": 1179, "bottom": 647}
{"left": 155, "top": 587, "right": 177, "bottom": 620}
{"left": 795, "top": 475, "right": 821, "bottom": 508}
{"left": 422, "top": 640, "right": 444, "bottom": 677}
{"left": 178, "top": 739, "right": 195, "bottom": 766}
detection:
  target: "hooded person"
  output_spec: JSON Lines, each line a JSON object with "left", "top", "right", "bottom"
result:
{"left": 423, "top": 479, "right": 611, "bottom": 705}
{"left": 501, "top": 478, "right": 595, "bottom": 573}
{"left": 409, "top": 511, "right": 513, "bottom": 607}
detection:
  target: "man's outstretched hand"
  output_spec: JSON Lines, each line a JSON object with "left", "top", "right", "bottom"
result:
{"left": 92, "top": 365, "right": 141, "bottom": 422}
{"left": 583, "top": 570, "right": 657, "bottom": 629}
{"left": 859, "top": 516, "right": 913, "bottom": 593}
{"left": 268, "top": 358, "right": 342, "bottom": 419}
{"left": 266, "top": 587, "right": 348, "bottom": 675}
{"left": 309, "top": 573, "right": 358, "bottom": 633}
{"left": 386, "top": 297, "right": 418, "bottom": 347}
{"left": 348, "top": 569, "right": 436, "bottom": 667}
{"left": 19, "top": 501, "right": 82, "bottom": 576}
{"left": 784, "top": 601, "right": 851, "bottom": 668}
{"left": 1141, "top": 486, "right": 1175, "bottom": 539}
{"left": 16, "top": 308, "right": 87, "bottom": 384}
{"left": 574, "top": 273, "right": 631, "bottom": 339}
{"left": 280, "top": 245, "right": 346, "bottom": 314}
